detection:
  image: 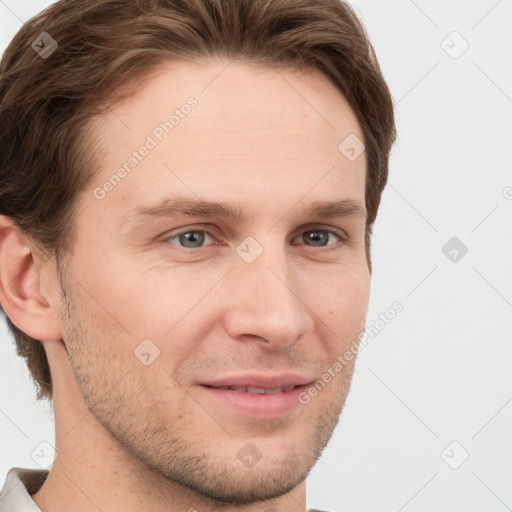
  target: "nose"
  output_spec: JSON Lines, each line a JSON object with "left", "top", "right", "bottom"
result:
{"left": 222, "top": 245, "right": 313, "bottom": 351}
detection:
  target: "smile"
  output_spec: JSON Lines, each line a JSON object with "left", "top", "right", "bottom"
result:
{"left": 207, "top": 385, "right": 296, "bottom": 394}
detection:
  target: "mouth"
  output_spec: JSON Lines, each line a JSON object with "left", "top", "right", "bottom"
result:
{"left": 198, "top": 382, "right": 312, "bottom": 420}
{"left": 203, "top": 384, "right": 298, "bottom": 394}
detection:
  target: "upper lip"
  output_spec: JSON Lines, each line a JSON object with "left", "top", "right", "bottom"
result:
{"left": 199, "top": 373, "right": 315, "bottom": 389}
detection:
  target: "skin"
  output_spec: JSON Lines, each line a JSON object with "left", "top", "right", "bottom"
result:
{"left": 0, "top": 58, "right": 370, "bottom": 512}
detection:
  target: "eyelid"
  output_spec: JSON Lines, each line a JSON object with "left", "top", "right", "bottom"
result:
{"left": 163, "top": 226, "right": 217, "bottom": 250}
{"left": 162, "top": 223, "right": 348, "bottom": 252}
{"left": 292, "top": 226, "right": 347, "bottom": 252}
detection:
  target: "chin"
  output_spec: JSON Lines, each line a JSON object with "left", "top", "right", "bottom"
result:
{"left": 171, "top": 453, "right": 312, "bottom": 505}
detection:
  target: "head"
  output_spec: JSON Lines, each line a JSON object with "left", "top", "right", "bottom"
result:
{"left": 0, "top": 0, "right": 395, "bottom": 504}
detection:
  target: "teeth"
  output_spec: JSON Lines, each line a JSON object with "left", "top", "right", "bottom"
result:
{"left": 246, "top": 387, "right": 267, "bottom": 394}
{"left": 214, "top": 385, "right": 296, "bottom": 394}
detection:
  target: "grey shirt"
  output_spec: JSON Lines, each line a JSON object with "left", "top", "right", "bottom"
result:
{"left": 0, "top": 467, "right": 329, "bottom": 511}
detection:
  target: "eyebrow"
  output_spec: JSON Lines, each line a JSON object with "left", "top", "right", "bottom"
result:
{"left": 120, "top": 196, "right": 367, "bottom": 226}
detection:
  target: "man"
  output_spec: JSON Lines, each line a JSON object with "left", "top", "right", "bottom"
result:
{"left": 0, "top": 0, "right": 395, "bottom": 510}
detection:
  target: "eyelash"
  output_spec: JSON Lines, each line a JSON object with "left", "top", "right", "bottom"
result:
{"left": 163, "top": 226, "right": 347, "bottom": 253}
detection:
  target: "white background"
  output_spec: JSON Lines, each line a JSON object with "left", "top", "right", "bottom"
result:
{"left": 0, "top": 1, "right": 511, "bottom": 511}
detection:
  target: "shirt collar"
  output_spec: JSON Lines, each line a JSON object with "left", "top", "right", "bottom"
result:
{"left": 0, "top": 467, "right": 48, "bottom": 512}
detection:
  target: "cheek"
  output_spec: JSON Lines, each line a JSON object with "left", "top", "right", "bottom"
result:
{"left": 322, "top": 259, "right": 370, "bottom": 305}
{"left": 319, "top": 267, "right": 370, "bottom": 347}
{"left": 71, "top": 254, "right": 193, "bottom": 339}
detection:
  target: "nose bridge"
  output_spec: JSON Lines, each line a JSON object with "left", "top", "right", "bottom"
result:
{"left": 223, "top": 238, "right": 311, "bottom": 348}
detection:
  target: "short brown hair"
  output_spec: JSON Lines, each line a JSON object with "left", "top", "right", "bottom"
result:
{"left": 0, "top": 0, "right": 396, "bottom": 401}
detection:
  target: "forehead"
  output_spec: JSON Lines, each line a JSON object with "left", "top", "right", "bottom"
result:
{"left": 85, "top": 58, "right": 366, "bottom": 218}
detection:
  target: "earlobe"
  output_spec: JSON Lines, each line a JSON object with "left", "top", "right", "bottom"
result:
{"left": 0, "top": 215, "right": 63, "bottom": 342}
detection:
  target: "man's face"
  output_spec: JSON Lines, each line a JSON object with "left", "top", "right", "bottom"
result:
{"left": 55, "top": 59, "right": 369, "bottom": 503}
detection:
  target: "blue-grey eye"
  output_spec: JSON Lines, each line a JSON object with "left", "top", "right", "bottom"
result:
{"left": 167, "top": 230, "right": 212, "bottom": 249}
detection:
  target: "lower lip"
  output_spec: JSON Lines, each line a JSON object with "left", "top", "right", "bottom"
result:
{"left": 198, "top": 384, "right": 310, "bottom": 419}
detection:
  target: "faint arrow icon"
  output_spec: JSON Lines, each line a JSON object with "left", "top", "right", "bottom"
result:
{"left": 31, "top": 441, "right": 57, "bottom": 469}
{"left": 31, "top": 32, "right": 58, "bottom": 58}
{"left": 442, "top": 237, "right": 468, "bottom": 263}
{"left": 237, "top": 442, "right": 263, "bottom": 468}
{"left": 441, "top": 441, "right": 469, "bottom": 469}
{"left": 236, "top": 236, "right": 263, "bottom": 263}
{"left": 440, "top": 31, "right": 469, "bottom": 59}
{"left": 338, "top": 134, "right": 365, "bottom": 161}
{"left": 134, "top": 339, "right": 160, "bottom": 366}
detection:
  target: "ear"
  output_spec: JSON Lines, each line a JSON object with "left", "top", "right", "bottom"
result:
{"left": 0, "top": 215, "right": 63, "bottom": 342}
